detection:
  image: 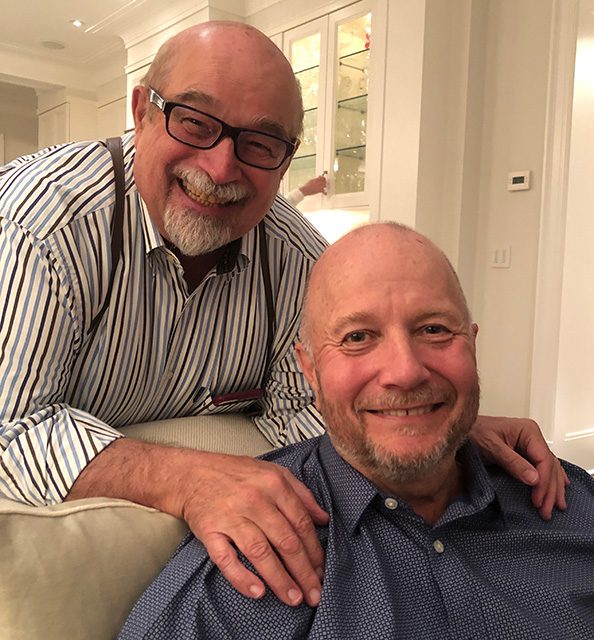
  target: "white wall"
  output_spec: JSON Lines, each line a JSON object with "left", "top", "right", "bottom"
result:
{"left": 375, "top": 0, "right": 554, "bottom": 423}
{"left": 97, "top": 75, "right": 128, "bottom": 138}
{"left": 469, "top": 0, "right": 553, "bottom": 418}
{"left": 548, "top": 0, "right": 594, "bottom": 469}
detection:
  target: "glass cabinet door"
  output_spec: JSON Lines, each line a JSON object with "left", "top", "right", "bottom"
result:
{"left": 332, "top": 12, "right": 371, "bottom": 196}
{"left": 284, "top": 18, "right": 328, "bottom": 194}
{"left": 281, "top": 0, "right": 381, "bottom": 225}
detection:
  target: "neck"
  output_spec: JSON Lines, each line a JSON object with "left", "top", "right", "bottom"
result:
{"left": 374, "top": 457, "right": 464, "bottom": 526}
{"left": 167, "top": 242, "right": 226, "bottom": 293}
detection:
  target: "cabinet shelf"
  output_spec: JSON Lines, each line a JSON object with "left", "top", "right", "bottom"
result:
{"left": 339, "top": 48, "right": 369, "bottom": 61}
{"left": 338, "top": 48, "right": 370, "bottom": 72}
{"left": 294, "top": 151, "right": 317, "bottom": 161}
{"left": 336, "top": 145, "right": 366, "bottom": 159}
{"left": 284, "top": 5, "right": 373, "bottom": 203}
{"left": 337, "top": 95, "right": 368, "bottom": 111}
{"left": 294, "top": 63, "right": 320, "bottom": 76}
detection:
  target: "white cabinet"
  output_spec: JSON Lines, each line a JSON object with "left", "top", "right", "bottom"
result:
{"left": 37, "top": 103, "right": 70, "bottom": 149}
{"left": 37, "top": 94, "right": 98, "bottom": 149}
{"left": 281, "top": 0, "right": 386, "bottom": 235}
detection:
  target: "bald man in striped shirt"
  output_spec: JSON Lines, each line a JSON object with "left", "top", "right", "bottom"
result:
{"left": 0, "top": 21, "right": 567, "bottom": 607}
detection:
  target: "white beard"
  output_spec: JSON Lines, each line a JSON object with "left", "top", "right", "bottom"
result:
{"left": 164, "top": 166, "right": 248, "bottom": 256}
{"left": 163, "top": 205, "right": 233, "bottom": 256}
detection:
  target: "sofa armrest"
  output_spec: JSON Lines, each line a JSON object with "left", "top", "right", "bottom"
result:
{"left": 1, "top": 413, "right": 273, "bottom": 640}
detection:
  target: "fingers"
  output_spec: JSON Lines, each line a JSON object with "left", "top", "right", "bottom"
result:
{"left": 204, "top": 528, "right": 311, "bottom": 606}
{"left": 184, "top": 458, "right": 328, "bottom": 607}
{"left": 203, "top": 533, "right": 267, "bottom": 600}
{"left": 531, "top": 457, "right": 569, "bottom": 520}
{"left": 199, "top": 506, "right": 323, "bottom": 607}
{"left": 470, "top": 415, "right": 570, "bottom": 518}
{"left": 493, "top": 446, "right": 539, "bottom": 487}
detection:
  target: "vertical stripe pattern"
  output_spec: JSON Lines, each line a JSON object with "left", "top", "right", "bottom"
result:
{"left": 0, "top": 134, "right": 327, "bottom": 506}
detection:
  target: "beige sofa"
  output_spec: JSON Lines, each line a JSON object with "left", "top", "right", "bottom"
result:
{"left": 0, "top": 414, "right": 274, "bottom": 640}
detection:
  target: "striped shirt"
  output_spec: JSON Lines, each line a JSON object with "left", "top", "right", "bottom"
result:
{"left": 0, "top": 133, "right": 328, "bottom": 506}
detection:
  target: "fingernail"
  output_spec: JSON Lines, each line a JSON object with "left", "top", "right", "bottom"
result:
{"left": 309, "top": 588, "right": 321, "bottom": 606}
{"left": 287, "top": 588, "right": 302, "bottom": 604}
{"left": 249, "top": 584, "right": 265, "bottom": 598}
{"left": 522, "top": 469, "right": 538, "bottom": 484}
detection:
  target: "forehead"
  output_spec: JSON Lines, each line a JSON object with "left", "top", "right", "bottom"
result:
{"left": 164, "top": 37, "right": 300, "bottom": 136}
{"left": 310, "top": 231, "right": 468, "bottom": 329}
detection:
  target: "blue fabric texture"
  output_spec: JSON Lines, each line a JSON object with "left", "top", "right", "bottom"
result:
{"left": 119, "top": 436, "right": 594, "bottom": 640}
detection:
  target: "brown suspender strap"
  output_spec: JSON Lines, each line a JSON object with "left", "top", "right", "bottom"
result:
{"left": 88, "top": 137, "right": 125, "bottom": 336}
{"left": 210, "top": 221, "right": 276, "bottom": 409}
{"left": 257, "top": 219, "right": 277, "bottom": 384}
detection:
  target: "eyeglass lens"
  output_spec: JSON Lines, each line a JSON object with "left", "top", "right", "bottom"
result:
{"left": 168, "top": 105, "right": 290, "bottom": 169}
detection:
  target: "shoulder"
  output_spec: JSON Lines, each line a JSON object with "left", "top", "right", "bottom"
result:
{"left": 265, "top": 195, "right": 328, "bottom": 262}
{"left": 260, "top": 437, "right": 329, "bottom": 504}
{"left": 0, "top": 135, "right": 136, "bottom": 240}
{"left": 491, "top": 459, "right": 594, "bottom": 529}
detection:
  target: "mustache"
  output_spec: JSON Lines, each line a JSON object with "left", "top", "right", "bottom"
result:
{"left": 174, "top": 166, "right": 249, "bottom": 202}
{"left": 354, "top": 386, "right": 455, "bottom": 412}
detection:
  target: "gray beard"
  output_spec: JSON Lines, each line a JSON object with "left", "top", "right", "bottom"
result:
{"left": 163, "top": 205, "right": 233, "bottom": 256}
{"left": 318, "top": 382, "right": 481, "bottom": 485}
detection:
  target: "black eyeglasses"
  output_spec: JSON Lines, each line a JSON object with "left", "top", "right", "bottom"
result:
{"left": 148, "top": 88, "right": 298, "bottom": 170}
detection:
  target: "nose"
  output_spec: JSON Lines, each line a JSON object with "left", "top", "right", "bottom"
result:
{"left": 194, "top": 136, "right": 243, "bottom": 184}
{"left": 375, "top": 334, "right": 430, "bottom": 390}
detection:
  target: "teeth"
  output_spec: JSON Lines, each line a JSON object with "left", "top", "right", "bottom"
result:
{"left": 379, "top": 405, "right": 434, "bottom": 417}
{"left": 182, "top": 179, "right": 229, "bottom": 206}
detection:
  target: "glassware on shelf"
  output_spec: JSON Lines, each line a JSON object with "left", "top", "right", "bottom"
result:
{"left": 334, "top": 12, "right": 371, "bottom": 195}
{"left": 288, "top": 31, "right": 321, "bottom": 196}
{"left": 299, "top": 109, "right": 318, "bottom": 157}
{"left": 333, "top": 147, "right": 366, "bottom": 194}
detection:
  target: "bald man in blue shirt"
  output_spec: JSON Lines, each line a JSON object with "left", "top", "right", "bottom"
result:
{"left": 119, "top": 223, "right": 594, "bottom": 640}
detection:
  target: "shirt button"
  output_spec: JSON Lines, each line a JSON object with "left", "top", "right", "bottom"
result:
{"left": 433, "top": 539, "right": 445, "bottom": 554}
{"left": 384, "top": 497, "right": 398, "bottom": 510}
{"left": 164, "top": 370, "right": 174, "bottom": 381}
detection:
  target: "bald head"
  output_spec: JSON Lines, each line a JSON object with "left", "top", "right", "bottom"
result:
{"left": 300, "top": 222, "right": 472, "bottom": 353}
{"left": 295, "top": 222, "right": 479, "bottom": 495}
{"left": 142, "top": 21, "right": 303, "bottom": 138}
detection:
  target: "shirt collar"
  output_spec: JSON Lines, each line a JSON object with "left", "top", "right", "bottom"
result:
{"left": 317, "top": 436, "right": 505, "bottom": 534}
{"left": 136, "top": 195, "right": 253, "bottom": 276}
{"left": 317, "top": 436, "right": 380, "bottom": 535}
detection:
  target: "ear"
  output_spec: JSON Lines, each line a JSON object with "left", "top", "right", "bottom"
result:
{"left": 131, "top": 85, "right": 149, "bottom": 131}
{"left": 295, "top": 342, "right": 318, "bottom": 394}
{"left": 471, "top": 322, "right": 479, "bottom": 339}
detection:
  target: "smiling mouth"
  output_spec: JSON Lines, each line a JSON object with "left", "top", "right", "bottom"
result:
{"left": 368, "top": 403, "right": 443, "bottom": 417}
{"left": 179, "top": 178, "right": 244, "bottom": 207}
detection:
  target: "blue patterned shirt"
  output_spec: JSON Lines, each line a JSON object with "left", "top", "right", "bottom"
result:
{"left": 119, "top": 436, "right": 594, "bottom": 640}
{"left": 0, "top": 134, "right": 327, "bottom": 505}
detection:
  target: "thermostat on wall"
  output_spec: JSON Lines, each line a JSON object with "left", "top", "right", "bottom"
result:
{"left": 507, "top": 170, "right": 531, "bottom": 191}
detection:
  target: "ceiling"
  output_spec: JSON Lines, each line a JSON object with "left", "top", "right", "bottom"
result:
{"left": 0, "top": 0, "right": 133, "bottom": 66}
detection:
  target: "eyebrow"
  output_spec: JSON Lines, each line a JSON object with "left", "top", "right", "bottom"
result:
{"left": 169, "top": 89, "right": 292, "bottom": 140}
{"left": 249, "top": 117, "right": 292, "bottom": 140}
{"left": 331, "top": 312, "right": 376, "bottom": 335}
{"left": 331, "top": 308, "right": 467, "bottom": 334}
{"left": 172, "top": 89, "right": 218, "bottom": 108}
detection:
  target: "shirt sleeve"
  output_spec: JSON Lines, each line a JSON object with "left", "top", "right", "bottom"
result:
{"left": 251, "top": 238, "right": 326, "bottom": 446}
{"left": 284, "top": 188, "right": 305, "bottom": 206}
{"left": 0, "top": 218, "right": 123, "bottom": 505}
{"left": 254, "top": 341, "right": 325, "bottom": 447}
{"left": 118, "top": 535, "right": 317, "bottom": 639}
